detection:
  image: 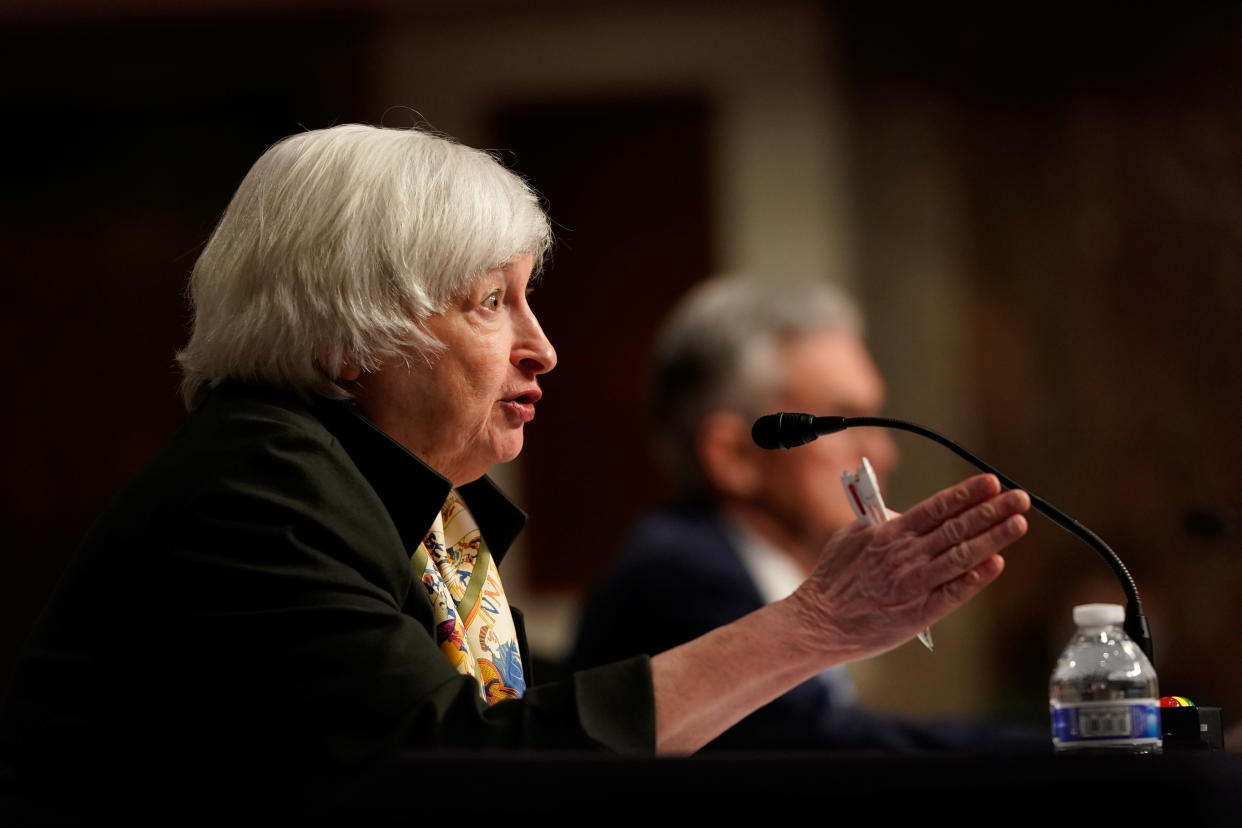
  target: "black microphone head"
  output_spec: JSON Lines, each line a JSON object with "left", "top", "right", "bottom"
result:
{"left": 751, "top": 413, "right": 817, "bottom": 450}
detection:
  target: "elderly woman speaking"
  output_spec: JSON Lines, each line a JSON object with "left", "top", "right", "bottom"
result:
{"left": 0, "top": 126, "right": 1030, "bottom": 776}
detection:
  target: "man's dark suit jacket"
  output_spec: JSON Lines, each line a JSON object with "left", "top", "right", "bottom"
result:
{"left": 1, "top": 383, "right": 653, "bottom": 783}
{"left": 571, "top": 502, "right": 1042, "bottom": 752}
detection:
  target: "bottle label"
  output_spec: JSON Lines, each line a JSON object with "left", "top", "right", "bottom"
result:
{"left": 1050, "top": 699, "right": 1162, "bottom": 748}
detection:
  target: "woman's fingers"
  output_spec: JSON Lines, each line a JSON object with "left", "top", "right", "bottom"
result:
{"left": 924, "top": 487, "right": 1030, "bottom": 555}
{"left": 897, "top": 474, "right": 1003, "bottom": 536}
{"left": 918, "top": 511, "right": 1028, "bottom": 589}
{"left": 927, "top": 553, "right": 1008, "bottom": 618}
{"left": 874, "top": 480, "right": 1029, "bottom": 604}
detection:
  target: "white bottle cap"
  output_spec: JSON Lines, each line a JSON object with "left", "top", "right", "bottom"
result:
{"left": 1073, "top": 603, "right": 1124, "bottom": 626}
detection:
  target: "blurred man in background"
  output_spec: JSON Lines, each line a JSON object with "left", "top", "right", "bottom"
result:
{"left": 572, "top": 275, "right": 1035, "bottom": 750}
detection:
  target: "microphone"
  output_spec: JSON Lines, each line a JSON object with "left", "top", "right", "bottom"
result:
{"left": 751, "top": 413, "right": 847, "bottom": 449}
{"left": 752, "top": 412, "right": 1156, "bottom": 664}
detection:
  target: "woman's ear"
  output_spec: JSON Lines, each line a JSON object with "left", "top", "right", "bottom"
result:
{"left": 338, "top": 362, "right": 362, "bottom": 382}
{"left": 696, "top": 411, "right": 762, "bottom": 499}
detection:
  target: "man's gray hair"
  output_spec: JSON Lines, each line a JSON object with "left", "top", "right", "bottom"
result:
{"left": 176, "top": 124, "right": 551, "bottom": 409}
{"left": 650, "top": 274, "right": 863, "bottom": 494}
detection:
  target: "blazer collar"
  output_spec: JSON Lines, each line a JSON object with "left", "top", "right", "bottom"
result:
{"left": 312, "top": 396, "right": 528, "bottom": 565}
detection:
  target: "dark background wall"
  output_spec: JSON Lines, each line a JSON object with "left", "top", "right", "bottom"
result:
{"left": 840, "top": 2, "right": 1242, "bottom": 720}
{"left": 1, "top": 9, "right": 377, "bottom": 698}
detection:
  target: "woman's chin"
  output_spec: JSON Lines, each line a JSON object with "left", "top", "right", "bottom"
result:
{"left": 475, "top": 433, "right": 527, "bottom": 479}
{"left": 497, "top": 431, "right": 526, "bottom": 465}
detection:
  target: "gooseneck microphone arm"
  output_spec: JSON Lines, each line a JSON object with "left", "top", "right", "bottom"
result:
{"left": 751, "top": 412, "right": 1155, "bottom": 664}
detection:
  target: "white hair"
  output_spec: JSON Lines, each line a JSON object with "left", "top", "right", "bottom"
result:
{"left": 176, "top": 124, "right": 551, "bottom": 409}
{"left": 650, "top": 274, "right": 863, "bottom": 494}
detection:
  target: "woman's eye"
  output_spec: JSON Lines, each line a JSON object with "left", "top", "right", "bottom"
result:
{"left": 482, "top": 289, "right": 502, "bottom": 311}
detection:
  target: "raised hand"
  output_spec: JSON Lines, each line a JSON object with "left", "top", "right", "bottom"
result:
{"left": 789, "top": 474, "right": 1030, "bottom": 662}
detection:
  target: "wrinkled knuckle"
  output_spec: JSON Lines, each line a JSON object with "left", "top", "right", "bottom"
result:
{"left": 977, "top": 502, "right": 997, "bottom": 523}
{"left": 946, "top": 571, "right": 976, "bottom": 601}
{"left": 932, "top": 489, "right": 966, "bottom": 523}
{"left": 948, "top": 542, "right": 973, "bottom": 570}
{"left": 942, "top": 518, "right": 967, "bottom": 546}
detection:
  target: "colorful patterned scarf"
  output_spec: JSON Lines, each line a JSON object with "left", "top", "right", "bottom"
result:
{"left": 412, "top": 491, "right": 526, "bottom": 704}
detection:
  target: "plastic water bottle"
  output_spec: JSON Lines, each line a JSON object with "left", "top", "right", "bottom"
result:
{"left": 1049, "top": 603, "right": 1161, "bottom": 754}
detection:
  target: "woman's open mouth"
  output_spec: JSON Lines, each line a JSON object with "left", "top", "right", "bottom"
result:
{"left": 499, "top": 390, "right": 541, "bottom": 422}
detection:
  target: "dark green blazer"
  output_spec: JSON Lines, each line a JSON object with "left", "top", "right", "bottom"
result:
{"left": 1, "top": 383, "right": 653, "bottom": 779}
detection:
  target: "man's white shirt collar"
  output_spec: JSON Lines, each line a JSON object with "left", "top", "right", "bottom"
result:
{"left": 724, "top": 517, "right": 857, "bottom": 706}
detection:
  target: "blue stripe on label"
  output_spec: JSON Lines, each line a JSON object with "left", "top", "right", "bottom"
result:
{"left": 1050, "top": 700, "right": 1162, "bottom": 743}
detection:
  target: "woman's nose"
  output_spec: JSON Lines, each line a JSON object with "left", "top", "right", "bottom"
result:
{"left": 514, "top": 310, "right": 557, "bottom": 376}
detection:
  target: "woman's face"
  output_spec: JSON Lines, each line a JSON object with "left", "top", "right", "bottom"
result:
{"left": 352, "top": 254, "right": 556, "bottom": 485}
